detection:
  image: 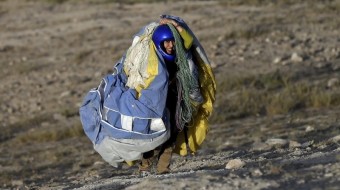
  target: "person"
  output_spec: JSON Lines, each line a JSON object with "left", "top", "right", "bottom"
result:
{"left": 79, "top": 15, "right": 215, "bottom": 176}
{"left": 137, "top": 17, "right": 204, "bottom": 175}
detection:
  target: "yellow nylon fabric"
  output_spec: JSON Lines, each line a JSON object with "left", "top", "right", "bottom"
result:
{"left": 125, "top": 160, "right": 134, "bottom": 166}
{"left": 179, "top": 29, "right": 194, "bottom": 50}
{"left": 135, "top": 41, "right": 159, "bottom": 98}
{"left": 174, "top": 52, "right": 216, "bottom": 156}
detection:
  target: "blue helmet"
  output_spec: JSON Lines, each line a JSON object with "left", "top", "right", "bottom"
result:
{"left": 152, "top": 25, "right": 176, "bottom": 62}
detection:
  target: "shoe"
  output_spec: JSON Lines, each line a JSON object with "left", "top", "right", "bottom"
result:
{"left": 156, "top": 146, "right": 173, "bottom": 174}
{"left": 157, "top": 167, "right": 170, "bottom": 175}
{"left": 136, "top": 156, "right": 153, "bottom": 177}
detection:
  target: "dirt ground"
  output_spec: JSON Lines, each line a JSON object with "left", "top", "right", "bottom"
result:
{"left": 0, "top": 0, "right": 339, "bottom": 189}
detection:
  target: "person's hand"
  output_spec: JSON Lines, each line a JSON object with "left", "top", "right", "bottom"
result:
{"left": 159, "top": 18, "right": 179, "bottom": 27}
{"left": 159, "top": 18, "right": 183, "bottom": 32}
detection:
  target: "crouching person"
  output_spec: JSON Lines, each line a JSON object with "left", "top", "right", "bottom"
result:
{"left": 79, "top": 15, "right": 216, "bottom": 176}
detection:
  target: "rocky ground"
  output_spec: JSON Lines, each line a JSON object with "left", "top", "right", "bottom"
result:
{"left": 0, "top": 0, "right": 339, "bottom": 189}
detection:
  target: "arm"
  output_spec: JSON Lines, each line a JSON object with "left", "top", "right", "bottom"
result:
{"left": 159, "top": 18, "right": 193, "bottom": 50}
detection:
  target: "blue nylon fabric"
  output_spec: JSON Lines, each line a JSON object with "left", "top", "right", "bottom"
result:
{"left": 100, "top": 120, "right": 166, "bottom": 140}
{"left": 138, "top": 58, "right": 169, "bottom": 117}
{"left": 79, "top": 90, "right": 102, "bottom": 143}
{"left": 103, "top": 57, "right": 168, "bottom": 118}
{"left": 79, "top": 51, "right": 170, "bottom": 144}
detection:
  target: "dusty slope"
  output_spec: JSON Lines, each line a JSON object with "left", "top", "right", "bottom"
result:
{"left": 0, "top": 0, "right": 339, "bottom": 189}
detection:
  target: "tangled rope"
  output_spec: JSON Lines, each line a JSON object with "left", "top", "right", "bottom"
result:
{"left": 168, "top": 24, "right": 197, "bottom": 130}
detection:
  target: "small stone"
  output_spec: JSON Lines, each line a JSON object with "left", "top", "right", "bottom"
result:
{"left": 7, "top": 107, "right": 14, "bottom": 114}
{"left": 29, "top": 102, "right": 41, "bottom": 112}
{"left": 301, "top": 140, "right": 314, "bottom": 148}
{"left": 217, "top": 35, "right": 224, "bottom": 42}
{"left": 265, "top": 138, "right": 288, "bottom": 147}
{"left": 53, "top": 113, "right": 65, "bottom": 121}
{"left": 227, "top": 40, "right": 236, "bottom": 46}
{"left": 252, "top": 142, "right": 272, "bottom": 151}
{"left": 94, "top": 71, "right": 101, "bottom": 78}
{"left": 292, "top": 149, "right": 303, "bottom": 156}
{"left": 273, "top": 57, "right": 281, "bottom": 64}
{"left": 315, "top": 62, "right": 330, "bottom": 69}
{"left": 318, "top": 144, "right": 327, "bottom": 149}
{"left": 251, "top": 169, "right": 263, "bottom": 177}
{"left": 291, "top": 52, "right": 303, "bottom": 62}
{"left": 11, "top": 180, "right": 24, "bottom": 186}
{"left": 40, "top": 122, "right": 50, "bottom": 127}
{"left": 327, "top": 78, "right": 339, "bottom": 88}
{"left": 269, "top": 166, "right": 282, "bottom": 175}
{"left": 232, "top": 180, "right": 241, "bottom": 187}
{"left": 178, "top": 182, "right": 188, "bottom": 188}
{"left": 305, "top": 125, "right": 315, "bottom": 132}
{"left": 210, "top": 61, "right": 217, "bottom": 69}
{"left": 281, "top": 61, "right": 291, "bottom": 66}
{"left": 289, "top": 140, "right": 301, "bottom": 148}
{"left": 329, "top": 135, "right": 340, "bottom": 143}
{"left": 283, "top": 36, "right": 291, "bottom": 41}
{"left": 93, "top": 161, "right": 105, "bottom": 166}
{"left": 332, "top": 63, "right": 340, "bottom": 71}
{"left": 225, "top": 159, "right": 245, "bottom": 169}
{"left": 253, "top": 50, "right": 260, "bottom": 55}
{"left": 60, "top": 91, "right": 71, "bottom": 98}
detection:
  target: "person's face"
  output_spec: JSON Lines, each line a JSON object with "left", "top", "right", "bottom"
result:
{"left": 163, "top": 40, "right": 175, "bottom": 54}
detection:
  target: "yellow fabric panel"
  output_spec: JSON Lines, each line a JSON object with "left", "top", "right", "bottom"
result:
{"left": 175, "top": 131, "right": 188, "bottom": 155}
{"left": 179, "top": 29, "right": 194, "bottom": 50}
{"left": 174, "top": 53, "right": 216, "bottom": 155}
{"left": 125, "top": 160, "right": 134, "bottom": 166}
{"left": 123, "top": 67, "right": 129, "bottom": 77}
{"left": 135, "top": 41, "right": 159, "bottom": 98}
{"left": 174, "top": 112, "right": 210, "bottom": 155}
{"left": 188, "top": 113, "right": 210, "bottom": 151}
{"left": 144, "top": 42, "right": 159, "bottom": 88}
{"left": 135, "top": 85, "right": 143, "bottom": 95}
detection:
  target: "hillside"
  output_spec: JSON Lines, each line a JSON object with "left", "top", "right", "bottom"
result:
{"left": 0, "top": 0, "right": 339, "bottom": 189}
